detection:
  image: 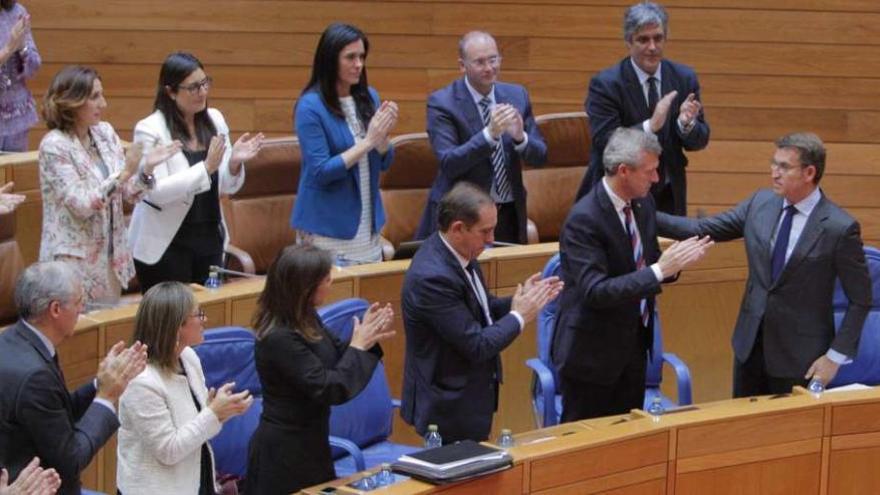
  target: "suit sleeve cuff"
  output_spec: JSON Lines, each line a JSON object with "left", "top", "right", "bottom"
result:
{"left": 93, "top": 397, "right": 117, "bottom": 415}
{"left": 677, "top": 118, "right": 695, "bottom": 135}
{"left": 483, "top": 127, "right": 499, "bottom": 146}
{"left": 826, "top": 348, "right": 851, "bottom": 365}
{"left": 509, "top": 311, "right": 525, "bottom": 332}
{"left": 650, "top": 264, "right": 664, "bottom": 282}
{"left": 513, "top": 133, "right": 529, "bottom": 153}
{"left": 642, "top": 120, "right": 655, "bottom": 136}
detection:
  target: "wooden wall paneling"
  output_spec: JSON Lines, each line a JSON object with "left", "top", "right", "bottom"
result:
{"left": 432, "top": 464, "right": 524, "bottom": 494}
{"left": 675, "top": 452, "right": 822, "bottom": 495}
{"left": 827, "top": 446, "right": 880, "bottom": 495}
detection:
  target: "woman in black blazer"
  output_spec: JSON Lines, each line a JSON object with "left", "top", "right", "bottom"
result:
{"left": 246, "top": 245, "right": 394, "bottom": 493}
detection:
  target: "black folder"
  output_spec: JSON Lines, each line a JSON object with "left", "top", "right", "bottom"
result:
{"left": 391, "top": 440, "right": 513, "bottom": 484}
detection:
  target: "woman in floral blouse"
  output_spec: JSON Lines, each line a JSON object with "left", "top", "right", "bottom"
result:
{"left": 37, "top": 65, "right": 179, "bottom": 308}
{"left": 0, "top": 0, "right": 40, "bottom": 152}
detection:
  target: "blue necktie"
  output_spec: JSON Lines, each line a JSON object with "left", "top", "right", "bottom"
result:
{"left": 771, "top": 205, "right": 797, "bottom": 282}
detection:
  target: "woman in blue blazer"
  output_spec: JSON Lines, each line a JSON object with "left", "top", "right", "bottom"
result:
{"left": 291, "top": 23, "right": 399, "bottom": 265}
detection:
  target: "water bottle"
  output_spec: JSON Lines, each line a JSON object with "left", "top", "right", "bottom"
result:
{"left": 424, "top": 424, "right": 442, "bottom": 449}
{"left": 497, "top": 428, "right": 515, "bottom": 448}
{"left": 647, "top": 397, "right": 665, "bottom": 421}
{"left": 204, "top": 270, "right": 222, "bottom": 290}
{"left": 376, "top": 463, "right": 394, "bottom": 486}
{"left": 355, "top": 471, "right": 376, "bottom": 490}
{"left": 808, "top": 377, "right": 825, "bottom": 395}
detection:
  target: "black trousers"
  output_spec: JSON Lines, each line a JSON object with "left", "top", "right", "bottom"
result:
{"left": 733, "top": 325, "right": 807, "bottom": 398}
{"left": 135, "top": 242, "right": 223, "bottom": 294}
{"left": 560, "top": 344, "right": 648, "bottom": 421}
{"left": 493, "top": 201, "right": 520, "bottom": 244}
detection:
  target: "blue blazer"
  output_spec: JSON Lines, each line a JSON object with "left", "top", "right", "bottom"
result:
{"left": 415, "top": 79, "right": 547, "bottom": 243}
{"left": 400, "top": 232, "right": 520, "bottom": 442}
{"left": 290, "top": 87, "right": 393, "bottom": 239}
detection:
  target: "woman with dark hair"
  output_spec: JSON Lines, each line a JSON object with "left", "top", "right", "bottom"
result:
{"left": 0, "top": 0, "right": 39, "bottom": 152}
{"left": 291, "top": 23, "right": 399, "bottom": 265}
{"left": 118, "top": 281, "right": 252, "bottom": 494}
{"left": 246, "top": 244, "right": 395, "bottom": 493}
{"left": 38, "top": 66, "right": 179, "bottom": 307}
{"left": 129, "top": 51, "right": 264, "bottom": 292}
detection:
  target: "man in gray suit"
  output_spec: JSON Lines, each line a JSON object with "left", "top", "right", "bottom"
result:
{"left": 658, "top": 132, "right": 872, "bottom": 397}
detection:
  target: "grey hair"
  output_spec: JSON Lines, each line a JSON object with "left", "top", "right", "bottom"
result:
{"left": 603, "top": 127, "right": 662, "bottom": 175}
{"left": 15, "top": 261, "right": 80, "bottom": 320}
{"left": 776, "top": 132, "right": 826, "bottom": 184}
{"left": 623, "top": 2, "right": 669, "bottom": 42}
{"left": 458, "top": 31, "right": 495, "bottom": 59}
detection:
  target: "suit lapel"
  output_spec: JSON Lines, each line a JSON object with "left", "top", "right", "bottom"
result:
{"left": 755, "top": 194, "right": 784, "bottom": 285}
{"left": 775, "top": 195, "right": 828, "bottom": 286}
{"left": 622, "top": 59, "right": 649, "bottom": 118}
{"left": 432, "top": 233, "right": 486, "bottom": 324}
{"left": 596, "top": 185, "right": 636, "bottom": 270}
{"left": 12, "top": 322, "right": 68, "bottom": 388}
{"left": 455, "top": 79, "right": 485, "bottom": 137}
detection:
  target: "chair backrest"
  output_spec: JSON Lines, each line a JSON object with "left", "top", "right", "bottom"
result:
{"left": 194, "top": 327, "right": 262, "bottom": 396}
{"left": 380, "top": 132, "right": 438, "bottom": 248}
{"left": 537, "top": 254, "right": 561, "bottom": 373}
{"left": 830, "top": 246, "right": 880, "bottom": 386}
{"left": 645, "top": 311, "right": 665, "bottom": 388}
{"left": 221, "top": 136, "right": 300, "bottom": 273}
{"left": 210, "top": 396, "right": 263, "bottom": 479}
{"left": 523, "top": 112, "right": 590, "bottom": 242}
{"left": 319, "top": 298, "right": 394, "bottom": 455}
{"left": 0, "top": 212, "right": 24, "bottom": 326}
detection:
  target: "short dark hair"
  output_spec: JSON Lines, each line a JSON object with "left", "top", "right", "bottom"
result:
{"left": 253, "top": 244, "right": 334, "bottom": 342}
{"left": 437, "top": 182, "right": 494, "bottom": 232}
{"left": 775, "top": 132, "right": 826, "bottom": 184}
{"left": 301, "top": 23, "right": 375, "bottom": 125}
{"left": 153, "top": 52, "right": 217, "bottom": 147}
{"left": 42, "top": 66, "right": 100, "bottom": 132}
{"left": 132, "top": 282, "right": 196, "bottom": 374}
{"left": 623, "top": 2, "right": 669, "bottom": 42}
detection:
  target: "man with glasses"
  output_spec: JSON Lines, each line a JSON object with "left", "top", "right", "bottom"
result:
{"left": 657, "top": 132, "right": 872, "bottom": 397}
{"left": 576, "top": 1, "right": 710, "bottom": 216}
{"left": 415, "top": 31, "right": 547, "bottom": 245}
{"left": 0, "top": 261, "right": 148, "bottom": 494}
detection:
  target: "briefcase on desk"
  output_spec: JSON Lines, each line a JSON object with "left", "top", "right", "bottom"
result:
{"left": 391, "top": 440, "right": 513, "bottom": 484}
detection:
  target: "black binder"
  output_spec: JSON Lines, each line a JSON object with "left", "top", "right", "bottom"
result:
{"left": 391, "top": 440, "right": 513, "bottom": 484}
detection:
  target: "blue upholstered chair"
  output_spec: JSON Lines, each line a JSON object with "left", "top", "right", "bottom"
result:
{"left": 209, "top": 396, "right": 263, "bottom": 478}
{"left": 525, "top": 253, "right": 694, "bottom": 427}
{"left": 829, "top": 246, "right": 880, "bottom": 387}
{"left": 194, "top": 327, "right": 262, "bottom": 396}
{"left": 318, "top": 298, "right": 420, "bottom": 477}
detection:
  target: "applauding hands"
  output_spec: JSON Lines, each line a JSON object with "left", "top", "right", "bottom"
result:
{"left": 207, "top": 382, "right": 254, "bottom": 422}
{"left": 350, "top": 302, "right": 395, "bottom": 351}
{"left": 511, "top": 273, "right": 565, "bottom": 324}
{"left": 0, "top": 182, "right": 25, "bottom": 215}
{"left": 95, "top": 341, "right": 149, "bottom": 404}
{"left": 0, "top": 457, "right": 60, "bottom": 495}
{"left": 366, "top": 101, "right": 399, "bottom": 154}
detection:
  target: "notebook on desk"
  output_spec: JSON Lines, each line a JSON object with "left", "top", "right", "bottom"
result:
{"left": 392, "top": 440, "right": 512, "bottom": 484}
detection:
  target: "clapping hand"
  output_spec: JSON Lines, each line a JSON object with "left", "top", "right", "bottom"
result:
{"left": 207, "top": 382, "right": 253, "bottom": 423}
{"left": 488, "top": 104, "right": 517, "bottom": 140}
{"left": 230, "top": 132, "right": 265, "bottom": 165}
{"left": 204, "top": 135, "right": 227, "bottom": 174}
{"left": 3, "top": 14, "right": 29, "bottom": 58}
{"left": 512, "top": 273, "right": 564, "bottom": 323}
{"left": 649, "top": 90, "right": 678, "bottom": 133}
{"left": 0, "top": 457, "right": 60, "bottom": 495}
{"left": 142, "top": 140, "right": 183, "bottom": 175}
{"left": 350, "top": 302, "right": 395, "bottom": 351}
{"left": 123, "top": 142, "right": 145, "bottom": 180}
{"left": 95, "top": 341, "right": 149, "bottom": 404}
{"left": 365, "top": 101, "right": 399, "bottom": 151}
{"left": 0, "top": 182, "right": 25, "bottom": 215}
{"left": 677, "top": 93, "right": 702, "bottom": 129}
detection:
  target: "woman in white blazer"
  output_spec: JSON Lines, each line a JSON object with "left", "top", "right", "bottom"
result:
{"left": 37, "top": 66, "right": 179, "bottom": 307}
{"left": 117, "top": 281, "right": 253, "bottom": 495}
{"left": 128, "top": 52, "right": 263, "bottom": 292}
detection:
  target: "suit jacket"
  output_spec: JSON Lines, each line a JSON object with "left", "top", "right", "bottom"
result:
{"left": 0, "top": 321, "right": 119, "bottom": 495}
{"left": 400, "top": 232, "right": 520, "bottom": 442}
{"left": 247, "top": 323, "right": 380, "bottom": 494}
{"left": 117, "top": 347, "right": 221, "bottom": 495}
{"left": 551, "top": 184, "right": 662, "bottom": 386}
{"left": 657, "top": 189, "right": 872, "bottom": 377}
{"left": 128, "top": 108, "right": 244, "bottom": 264}
{"left": 576, "top": 58, "right": 710, "bottom": 215}
{"left": 415, "top": 79, "right": 547, "bottom": 244}
{"left": 38, "top": 122, "right": 149, "bottom": 301}
{"left": 290, "top": 87, "right": 394, "bottom": 239}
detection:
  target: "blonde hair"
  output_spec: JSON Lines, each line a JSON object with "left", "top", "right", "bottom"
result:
{"left": 42, "top": 66, "right": 100, "bottom": 132}
{"left": 132, "top": 282, "right": 197, "bottom": 374}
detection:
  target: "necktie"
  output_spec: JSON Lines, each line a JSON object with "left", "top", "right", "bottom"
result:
{"left": 647, "top": 76, "right": 659, "bottom": 115}
{"left": 624, "top": 205, "right": 651, "bottom": 327}
{"left": 466, "top": 262, "right": 493, "bottom": 325}
{"left": 52, "top": 352, "right": 67, "bottom": 385}
{"left": 771, "top": 205, "right": 797, "bottom": 282}
{"left": 478, "top": 97, "right": 512, "bottom": 202}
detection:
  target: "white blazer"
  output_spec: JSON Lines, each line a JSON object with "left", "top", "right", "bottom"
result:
{"left": 117, "top": 347, "right": 222, "bottom": 495}
{"left": 128, "top": 108, "right": 245, "bottom": 264}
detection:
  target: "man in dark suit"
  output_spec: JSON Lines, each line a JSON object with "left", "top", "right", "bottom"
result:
{"left": 0, "top": 262, "right": 148, "bottom": 494}
{"left": 657, "top": 132, "right": 872, "bottom": 396}
{"left": 402, "top": 182, "right": 562, "bottom": 442}
{"left": 576, "top": 1, "right": 709, "bottom": 215}
{"left": 553, "top": 128, "right": 711, "bottom": 421}
{"left": 415, "top": 31, "right": 547, "bottom": 245}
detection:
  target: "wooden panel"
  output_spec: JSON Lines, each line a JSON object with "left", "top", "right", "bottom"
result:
{"left": 676, "top": 452, "right": 821, "bottom": 495}
{"left": 433, "top": 463, "right": 523, "bottom": 494}
{"left": 529, "top": 432, "right": 668, "bottom": 491}
{"left": 57, "top": 327, "right": 99, "bottom": 385}
{"left": 831, "top": 402, "right": 880, "bottom": 436}
{"left": 676, "top": 408, "right": 824, "bottom": 458}
{"left": 828, "top": 446, "right": 880, "bottom": 495}
{"left": 230, "top": 296, "right": 258, "bottom": 328}
{"left": 495, "top": 252, "right": 554, "bottom": 289}
{"left": 532, "top": 463, "right": 666, "bottom": 495}
{"left": 105, "top": 321, "right": 135, "bottom": 351}
{"left": 201, "top": 301, "right": 226, "bottom": 329}
{"left": 676, "top": 438, "right": 821, "bottom": 473}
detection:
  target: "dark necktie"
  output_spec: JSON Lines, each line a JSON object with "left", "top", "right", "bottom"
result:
{"left": 52, "top": 352, "right": 67, "bottom": 385}
{"left": 477, "top": 96, "right": 512, "bottom": 202}
{"left": 647, "top": 76, "right": 659, "bottom": 115}
{"left": 623, "top": 205, "right": 650, "bottom": 327}
{"left": 771, "top": 205, "right": 797, "bottom": 282}
{"left": 466, "top": 261, "right": 493, "bottom": 325}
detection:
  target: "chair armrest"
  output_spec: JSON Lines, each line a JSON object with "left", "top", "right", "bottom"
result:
{"left": 391, "top": 398, "right": 401, "bottom": 409}
{"left": 329, "top": 435, "right": 365, "bottom": 471}
{"left": 526, "top": 218, "right": 539, "bottom": 244}
{"left": 526, "top": 358, "right": 558, "bottom": 427}
{"left": 662, "top": 352, "right": 693, "bottom": 405}
{"left": 224, "top": 244, "right": 256, "bottom": 275}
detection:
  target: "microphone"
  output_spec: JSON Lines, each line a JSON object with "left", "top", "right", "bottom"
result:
{"left": 208, "top": 265, "right": 261, "bottom": 279}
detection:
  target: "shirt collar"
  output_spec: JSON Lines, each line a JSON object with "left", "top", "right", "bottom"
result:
{"left": 464, "top": 76, "right": 495, "bottom": 106}
{"left": 21, "top": 319, "right": 56, "bottom": 358}
{"left": 439, "top": 232, "right": 471, "bottom": 270}
{"left": 602, "top": 176, "right": 630, "bottom": 213}
{"left": 784, "top": 186, "right": 822, "bottom": 216}
{"left": 630, "top": 58, "right": 662, "bottom": 87}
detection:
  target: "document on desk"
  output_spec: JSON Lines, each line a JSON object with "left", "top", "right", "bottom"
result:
{"left": 826, "top": 383, "right": 872, "bottom": 393}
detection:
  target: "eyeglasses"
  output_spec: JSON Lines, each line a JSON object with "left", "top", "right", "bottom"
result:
{"left": 465, "top": 56, "right": 502, "bottom": 69}
{"left": 769, "top": 161, "right": 804, "bottom": 173}
{"left": 178, "top": 77, "right": 212, "bottom": 95}
{"left": 190, "top": 309, "right": 207, "bottom": 322}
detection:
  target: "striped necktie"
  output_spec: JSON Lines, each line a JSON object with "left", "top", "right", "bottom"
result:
{"left": 478, "top": 96, "right": 512, "bottom": 202}
{"left": 623, "top": 205, "right": 651, "bottom": 328}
